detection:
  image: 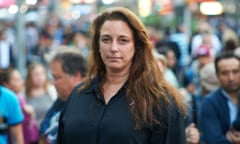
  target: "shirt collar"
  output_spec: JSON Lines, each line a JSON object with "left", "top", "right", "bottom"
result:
{"left": 85, "top": 77, "right": 101, "bottom": 93}
{"left": 85, "top": 76, "right": 128, "bottom": 93}
{"left": 221, "top": 89, "right": 231, "bottom": 101}
{"left": 221, "top": 88, "right": 240, "bottom": 103}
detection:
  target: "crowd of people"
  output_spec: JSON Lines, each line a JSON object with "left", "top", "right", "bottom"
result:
{"left": 1, "top": 6, "right": 240, "bottom": 144}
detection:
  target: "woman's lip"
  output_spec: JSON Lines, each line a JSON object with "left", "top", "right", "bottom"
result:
{"left": 108, "top": 56, "right": 121, "bottom": 59}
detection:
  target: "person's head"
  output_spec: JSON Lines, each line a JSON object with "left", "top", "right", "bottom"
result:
{"left": 222, "top": 39, "right": 237, "bottom": 53}
{"left": 50, "top": 48, "right": 87, "bottom": 101}
{"left": 176, "top": 24, "right": 185, "bottom": 33}
{"left": 198, "top": 21, "right": 212, "bottom": 36}
{"left": 199, "top": 63, "right": 219, "bottom": 95}
{"left": 88, "top": 7, "right": 152, "bottom": 80}
{"left": 39, "top": 31, "right": 53, "bottom": 47}
{"left": 73, "top": 30, "right": 89, "bottom": 49}
{"left": 214, "top": 52, "right": 240, "bottom": 93}
{"left": 196, "top": 44, "right": 213, "bottom": 69}
{"left": 182, "top": 68, "right": 196, "bottom": 94}
{"left": 25, "top": 63, "right": 48, "bottom": 96}
{"left": 165, "top": 48, "right": 177, "bottom": 69}
{"left": 85, "top": 7, "right": 185, "bottom": 129}
{"left": 1, "top": 69, "right": 24, "bottom": 94}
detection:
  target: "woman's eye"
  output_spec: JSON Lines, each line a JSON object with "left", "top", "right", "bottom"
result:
{"left": 101, "top": 38, "right": 111, "bottom": 44}
{"left": 119, "top": 39, "right": 128, "bottom": 44}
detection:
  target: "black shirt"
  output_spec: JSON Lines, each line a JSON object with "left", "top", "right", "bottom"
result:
{"left": 58, "top": 77, "right": 186, "bottom": 144}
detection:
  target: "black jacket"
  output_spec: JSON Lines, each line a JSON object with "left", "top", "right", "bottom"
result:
{"left": 57, "top": 78, "right": 186, "bottom": 144}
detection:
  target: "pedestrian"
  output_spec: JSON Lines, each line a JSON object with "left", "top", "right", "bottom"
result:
{"left": 0, "top": 69, "right": 24, "bottom": 144}
{"left": 200, "top": 52, "right": 240, "bottom": 143}
{"left": 2, "top": 68, "right": 39, "bottom": 144}
{"left": 153, "top": 50, "right": 200, "bottom": 144}
{"left": 0, "top": 30, "right": 15, "bottom": 69}
{"left": 25, "top": 62, "right": 57, "bottom": 127}
{"left": 39, "top": 48, "right": 87, "bottom": 144}
{"left": 57, "top": 7, "right": 186, "bottom": 144}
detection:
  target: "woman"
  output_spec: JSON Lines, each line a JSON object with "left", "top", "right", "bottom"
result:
{"left": 58, "top": 7, "right": 186, "bottom": 144}
{"left": 25, "top": 63, "right": 57, "bottom": 127}
{"left": 3, "top": 68, "right": 39, "bottom": 144}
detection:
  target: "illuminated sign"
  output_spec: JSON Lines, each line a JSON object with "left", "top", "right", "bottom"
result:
{"left": 200, "top": 1, "right": 223, "bottom": 15}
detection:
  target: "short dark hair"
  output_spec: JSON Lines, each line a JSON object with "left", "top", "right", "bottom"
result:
{"left": 214, "top": 52, "right": 240, "bottom": 74}
{"left": 0, "top": 68, "right": 12, "bottom": 85}
{"left": 0, "top": 69, "right": 8, "bottom": 85}
{"left": 51, "top": 49, "right": 87, "bottom": 77}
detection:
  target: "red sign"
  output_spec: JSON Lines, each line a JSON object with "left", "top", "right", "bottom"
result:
{"left": 0, "top": 0, "right": 15, "bottom": 7}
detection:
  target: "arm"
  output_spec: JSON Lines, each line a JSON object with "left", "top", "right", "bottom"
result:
{"left": 6, "top": 89, "right": 24, "bottom": 144}
{"left": 9, "top": 124, "right": 24, "bottom": 144}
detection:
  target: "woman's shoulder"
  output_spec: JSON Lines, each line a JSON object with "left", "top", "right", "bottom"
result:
{"left": 77, "top": 77, "right": 100, "bottom": 92}
{"left": 68, "top": 78, "right": 99, "bottom": 99}
{"left": 47, "top": 84, "right": 58, "bottom": 101}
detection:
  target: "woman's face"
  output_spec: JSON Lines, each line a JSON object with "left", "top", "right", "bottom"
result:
{"left": 166, "top": 50, "right": 176, "bottom": 68}
{"left": 8, "top": 70, "right": 24, "bottom": 93}
{"left": 99, "top": 20, "right": 135, "bottom": 73}
{"left": 31, "top": 65, "right": 47, "bottom": 87}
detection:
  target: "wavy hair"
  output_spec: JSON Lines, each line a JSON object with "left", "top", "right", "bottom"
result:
{"left": 82, "top": 7, "right": 186, "bottom": 129}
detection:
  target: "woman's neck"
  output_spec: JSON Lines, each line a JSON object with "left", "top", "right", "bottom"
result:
{"left": 30, "top": 87, "right": 46, "bottom": 96}
{"left": 102, "top": 71, "right": 129, "bottom": 104}
{"left": 105, "top": 71, "right": 129, "bottom": 85}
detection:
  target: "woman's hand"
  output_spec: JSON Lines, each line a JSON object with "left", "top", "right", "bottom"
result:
{"left": 186, "top": 123, "right": 200, "bottom": 144}
{"left": 24, "top": 104, "right": 36, "bottom": 118}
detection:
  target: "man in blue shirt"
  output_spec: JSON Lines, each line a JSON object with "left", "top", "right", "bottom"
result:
{"left": 0, "top": 69, "right": 24, "bottom": 144}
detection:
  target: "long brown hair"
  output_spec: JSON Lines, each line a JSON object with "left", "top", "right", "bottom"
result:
{"left": 82, "top": 7, "right": 186, "bottom": 129}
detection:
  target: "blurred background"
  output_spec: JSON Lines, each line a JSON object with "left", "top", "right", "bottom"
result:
{"left": 0, "top": 0, "right": 239, "bottom": 76}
